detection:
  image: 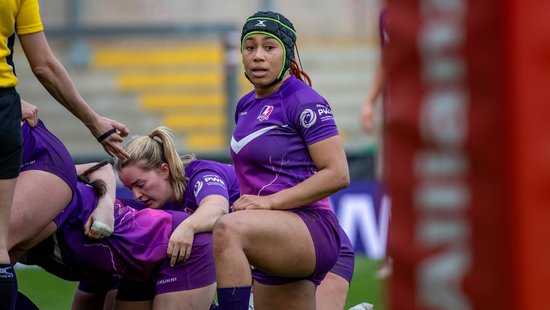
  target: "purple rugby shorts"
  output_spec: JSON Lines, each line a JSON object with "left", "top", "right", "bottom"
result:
{"left": 252, "top": 208, "right": 341, "bottom": 286}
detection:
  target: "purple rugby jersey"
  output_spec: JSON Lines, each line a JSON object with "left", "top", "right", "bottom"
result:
{"left": 54, "top": 183, "right": 212, "bottom": 282}
{"left": 230, "top": 76, "right": 339, "bottom": 210}
{"left": 160, "top": 159, "right": 240, "bottom": 213}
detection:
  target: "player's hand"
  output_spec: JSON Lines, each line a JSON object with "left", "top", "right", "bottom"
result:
{"left": 231, "top": 194, "right": 273, "bottom": 211}
{"left": 84, "top": 197, "right": 115, "bottom": 239}
{"left": 21, "top": 99, "right": 38, "bottom": 127}
{"left": 360, "top": 99, "right": 376, "bottom": 134}
{"left": 167, "top": 221, "right": 195, "bottom": 266}
{"left": 90, "top": 115, "right": 130, "bottom": 160}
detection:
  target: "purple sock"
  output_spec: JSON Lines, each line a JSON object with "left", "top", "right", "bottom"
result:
{"left": 217, "top": 286, "right": 252, "bottom": 310}
{"left": 0, "top": 264, "right": 17, "bottom": 310}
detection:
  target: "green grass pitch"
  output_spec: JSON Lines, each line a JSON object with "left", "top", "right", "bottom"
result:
{"left": 16, "top": 255, "right": 386, "bottom": 309}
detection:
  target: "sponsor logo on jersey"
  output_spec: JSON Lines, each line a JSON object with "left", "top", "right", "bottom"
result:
{"left": 257, "top": 105, "right": 274, "bottom": 121}
{"left": 158, "top": 277, "right": 178, "bottom": 285}
{"left": 193, "top": 180, "right": 203, "bottom": 197}
{"left": 318, "top": 107, "right": 333, "bottom": 116}
{"left": 300, "top": 108, "right": 317, "bottom": 128}
{"left": 204, "top": 175, "right": 226, "bottom": 187}
{"left": 317, "top": 106, "right": 335, "bottom": 121}
{"left": 20, "top": 160, "right": 36, "bottom": 168}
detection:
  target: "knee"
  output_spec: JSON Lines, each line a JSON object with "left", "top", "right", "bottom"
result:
{"left": 212, "top": 215, "right": 241, "bottom": 253}
{"left": 7, "top": 209, "right": 38, "bottom": 249}
{"left": 8, "top": 211, "right": 28, "bottom": 240}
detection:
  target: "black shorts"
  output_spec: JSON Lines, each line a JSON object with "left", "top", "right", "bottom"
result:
{"left": 0, "top": 87, "right": 22, "bottom": 179}
{"left": 78, "top": 274, "right": 120, "bottom": 294}
{"left": 116, "top": 278, "right": 155, "bottom": 301}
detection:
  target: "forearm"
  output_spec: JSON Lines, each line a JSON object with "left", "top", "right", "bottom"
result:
{"left": 76, "top": 162, "right": 116, "bottom": 205}
{"left": 365, "top": 63, "right": 385, "bottom": 103}
{"left": 268, "top": 136, "right": 350, "bottom": 210}
{"left": 33, "top": 59, "right": 98, "bottom": 131}
{"left": 268, "top": 168, "right": 349, "bottom": 210}
{"left": 183, "top": 196, "right": 228, "bottom": 233}
{"left": 19, "top": 32, "right": 99, "bottom": 134}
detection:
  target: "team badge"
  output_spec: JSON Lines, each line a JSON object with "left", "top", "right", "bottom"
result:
{"left": 257, "top": 105, "right": 274, "bottom": 121}
{"left": 300, "top": 108, "right": 317, "bottom": 128}
{"left": 193, "top": 180, "right": 203, "bottom": 197}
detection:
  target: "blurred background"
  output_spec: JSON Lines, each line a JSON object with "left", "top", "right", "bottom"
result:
{"left": 14, "top": 0, "right": 384, "bottom": 181}
{"left": 15, "top": 0, "right": 389, "bottom": 308}
{"left": 15, "top": 0, "right": 550, "bottom": 309}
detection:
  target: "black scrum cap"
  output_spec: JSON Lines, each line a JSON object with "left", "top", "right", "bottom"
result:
{"left": 241, "top": 11, "right": 297, "bottom": 81}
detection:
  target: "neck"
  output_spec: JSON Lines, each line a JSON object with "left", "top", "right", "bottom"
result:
{"left": 255, "top": 74, "right": 290, "bottom": 98}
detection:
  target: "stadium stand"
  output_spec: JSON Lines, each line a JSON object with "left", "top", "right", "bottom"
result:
{"left": 13, "top": 1, "right": 380, "bottom": 171}
{"left": 92, "top": 42, "right": 229, "bottom": 151}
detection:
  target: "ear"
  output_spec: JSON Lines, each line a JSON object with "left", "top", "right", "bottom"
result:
{"left": 159, "top": 163, "right": 171, "bottom": 179}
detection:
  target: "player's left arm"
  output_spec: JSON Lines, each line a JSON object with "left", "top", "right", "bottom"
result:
{"left": 233, "top": 135, "right": 350, "bottom": 211}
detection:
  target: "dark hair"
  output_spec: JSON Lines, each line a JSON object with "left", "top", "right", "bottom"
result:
{"left": 78, "top": 160, "right": 109, "bottom": 197}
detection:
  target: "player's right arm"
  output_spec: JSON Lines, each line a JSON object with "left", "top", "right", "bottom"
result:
{"left": 167, "top": 196, "right": 228, "bottom": 266}
{"left": 76, "top": 162, "right": 116, "bottom": 238}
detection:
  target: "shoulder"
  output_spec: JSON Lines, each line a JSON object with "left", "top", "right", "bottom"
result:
{"left": 236, "top": 90, "right": 256, "bottom": 109}
{"left": 186, "top": 160, "right": 230, "bottom": 177}
{"left": 280, "top": 76, "right": 327, "bottom": 106}
{"left": 15, "top": 0, "right": 44, "bottom": 35}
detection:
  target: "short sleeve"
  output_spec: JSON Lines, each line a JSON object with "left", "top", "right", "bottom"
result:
{"left": 289, "top": 97, "right": 339, "bottom": 146}
{"left": 189, "top": 170, "right": 230, "bottom": 205}
{"left": 16, "top": 0, "right": 44, "bottom": 35}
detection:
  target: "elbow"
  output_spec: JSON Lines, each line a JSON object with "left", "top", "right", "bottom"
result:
{"left": 31, "top": 64, "right": 49, "bottom": 81}
{"left": 31, "top": 60, "right": 56, "bottom": 83}
{"left": 220, "top": 206, "right": 229, "bottom": 217}
{"left": 332, "top": 170, "right": 350, "bottom": 191}
{"left": 339, "top": 172, "right": 351, "bottom": 189}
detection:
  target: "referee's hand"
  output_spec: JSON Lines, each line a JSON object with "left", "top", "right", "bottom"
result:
{"left": 91, "top": 116, "right": 130, "bottom": 159}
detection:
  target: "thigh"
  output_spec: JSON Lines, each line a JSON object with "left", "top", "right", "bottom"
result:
{"left": 115, "top": 300, "right": 152, "bottom": 310}
{"left": 8, "top": 170, "right": 72, "bottom": 249}
{"left": 253, "top": 280, "right": 316, "bottom": 310}
{"left": 219, "top": 209, "right": 316, "bottom": 277}
{"left": 153, "top": 284, "right": 216, "bottom": 310}
{"left": 71, "top": 290, "right": 108, "bottom": 310}
{"left": 316, "top": 272, "right": 350, "bottom": 310}
{"left": 103, "top": 290, "right": 117, "bottom": 310}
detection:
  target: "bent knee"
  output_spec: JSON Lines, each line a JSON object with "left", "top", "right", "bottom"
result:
{"left": 8, "top": 211, "right": 32, "bottom": 243}
{"left": 212, "top": 215, "right": 236, "bottom": 242}
{"left": 212, "top": 215, "right": 246, "bottom": 251}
